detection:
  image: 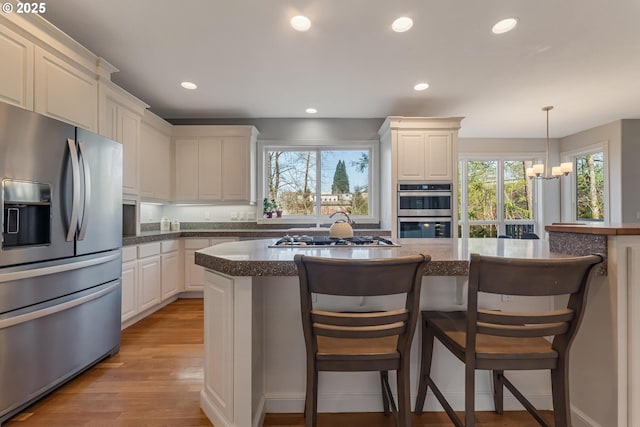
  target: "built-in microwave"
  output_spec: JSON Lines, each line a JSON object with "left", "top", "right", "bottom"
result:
{"left": 398, "top": 217, "right": 452, "bottom": 238}
{"left": 397, "top": 183, "right": 452, "bottom": 217}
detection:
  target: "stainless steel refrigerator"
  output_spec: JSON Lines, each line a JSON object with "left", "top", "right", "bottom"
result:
{"left": 0, "top": 101, "right": 122, "bottom": 423}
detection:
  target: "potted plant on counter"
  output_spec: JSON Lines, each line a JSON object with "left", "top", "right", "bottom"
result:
{"left": 263, "top": 198, "right": 276, "bottom": 218}
{"left": 274, "top": 201, "right": 283, "bottom": 218}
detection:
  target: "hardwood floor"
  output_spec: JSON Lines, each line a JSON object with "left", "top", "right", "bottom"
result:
{"left": 5, "top": 299, "right": 552, "bottom": 427}
{"left": 5, "top": 299, "right": 211, "bottom": 427}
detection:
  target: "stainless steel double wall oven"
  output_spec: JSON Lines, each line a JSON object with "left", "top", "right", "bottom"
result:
{"left": 397, "top": 183, "right": 452, "bottom": 238}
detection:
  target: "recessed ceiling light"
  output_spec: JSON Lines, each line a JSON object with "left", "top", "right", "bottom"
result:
{"left": 306, "top": 108, "right": 318, "bottom": 114}
{"left": 181, "top": 81, "right": 197, "bottom": 90}
{"left": 291, "top": 15, "right": 312, "bottom": 32}
{"left": 492, "top": 18, "right": 518, "bottom": 34}
{"left": 392, "top": 17, "right": 413, "bottom": 33}
{"left": 414, "top": 83, "right": 430, "bottom": 91}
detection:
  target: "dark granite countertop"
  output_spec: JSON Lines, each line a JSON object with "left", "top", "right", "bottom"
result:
{"left": 123, "top": 228, "right": 391, "bottom": 246}
{"left": 194, "top": 238, "right": 571, "bottom": 277}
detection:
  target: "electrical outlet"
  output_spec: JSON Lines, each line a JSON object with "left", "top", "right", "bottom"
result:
{"left": 230, "top": 212, "right": 238, "bottom": 220}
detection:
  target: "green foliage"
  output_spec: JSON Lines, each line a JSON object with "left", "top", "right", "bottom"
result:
{"left": 576, "top": 153, "right": 604, "bottom": 221}
{"left": 349, "top": 185, "right": 368, "bottom": 215}
{"left": 331, "top": 160, "right": 350, "bottom": 194}
{"left": 351, "top": 153, "right": 369, "bottom": 173}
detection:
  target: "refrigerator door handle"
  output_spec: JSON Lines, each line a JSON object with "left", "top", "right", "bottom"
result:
{"left": 66, "top": 138, "right": 80, "bottom": 242}
{"left": 77, "top": 141, "right": 91, "bottom": 241}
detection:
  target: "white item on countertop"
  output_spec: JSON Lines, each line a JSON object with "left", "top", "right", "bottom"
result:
{"left": 171, "top": 220, "right": 180, "bottom": 231}
{"left": 160, "top": 217, "right": 170, "bottom": 231}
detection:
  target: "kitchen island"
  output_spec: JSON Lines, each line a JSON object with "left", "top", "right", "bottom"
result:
{"left": 545, "top": 223, "right": 640, "bottom": 427}
{"left": 194, "top": 238, "right": 601, "bottom": 427}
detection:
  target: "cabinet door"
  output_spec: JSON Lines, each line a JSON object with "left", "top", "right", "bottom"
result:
{"left": 184, "top": 250, "right": 205, "bottom": 291}
{"left": 121, "top": 260, "right": 138, "bottom": 322}
{"left": 140, "top": 121, "right": 171, "bottom": 201}
{"left": 118, "top": 106, "right": 141, "bottom": 196}
{"left": 161, "top": 251, "right": 180, "bottom": 299}
{"left": 0, "top": 26, "right": 33, "bottom": 109}
{"left": 34, "top": 46, "right": 97, "bottom": 131}
{"left": 138, "top": 255, "right": 161, "bottom": 312}
{"left": 222, "top": 137, "right": 250, "bottom": 201}
{"left": 198, "top": 138, "right": 223, "bottom": 200}
{"left": 174, "top": 138, "right": 199, "bottom": 201}
{"left": 397, "top": 132, "right": 426, "bottom": 181}
{"left": 424, "top": 132, "right": 453, "bottom": 180}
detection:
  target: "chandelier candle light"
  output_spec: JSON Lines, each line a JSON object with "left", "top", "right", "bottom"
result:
{"left": 526, "top": 106, "right": 573, "bottom": 180}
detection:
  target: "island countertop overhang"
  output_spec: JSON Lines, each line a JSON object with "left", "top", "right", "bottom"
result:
{"left": 194, "top": 238, "right": 571, "bottom": 277}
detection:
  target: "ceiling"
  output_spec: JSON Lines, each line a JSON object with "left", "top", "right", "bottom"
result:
{"left": 42, "top": 0, "right": 640, "bottom": 138}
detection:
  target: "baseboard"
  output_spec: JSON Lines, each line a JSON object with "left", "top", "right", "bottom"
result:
{"left": 200, "top": 389, "right": 232, "bottom": 427}
{"left": 571, "top": 404, "right": 604, "bottom": 427}
{"left": 265, "top": 391, "right": 552, "bottom": 413}
{"left": 178, "top": 291, "right": 204, "bottom": 299}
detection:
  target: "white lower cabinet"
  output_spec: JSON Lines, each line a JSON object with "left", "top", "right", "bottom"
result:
{"left": 161, "top": 240, "right": 181, "bottom": 299}
{"left": 184, "top": 238, "right": 238, "bottom": 291}
{"left": 121, "top": 239, "right": 183, "bottom": 326}
{"left": 121, "top": 246, "right": 138, "bottom": 323}
{"left": 138, "top": 255, "right": 161, "bottom": 312}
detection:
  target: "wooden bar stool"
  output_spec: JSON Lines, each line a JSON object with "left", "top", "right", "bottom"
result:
{"left": 295, "top": 254, "right": 430, "bottom": 427}
{"left": 414, "top": 253, "right": 603, "bottom": 427}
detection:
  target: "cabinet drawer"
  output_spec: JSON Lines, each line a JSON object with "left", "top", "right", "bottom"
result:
{"left": 137, "top": 242, "right": 161, "bottom": 258}
{"left": 184, "top": 239, "right": 210, "bottom": 250}
{"left": 122, "top": 246, "right": 138, "bottom": 262}
{"left": 161, "top": 240, "right": 179, "bottom": 253}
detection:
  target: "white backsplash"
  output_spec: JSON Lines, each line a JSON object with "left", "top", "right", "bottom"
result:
{"left": 140, "top": 203, "right": 258, "bottom": 224}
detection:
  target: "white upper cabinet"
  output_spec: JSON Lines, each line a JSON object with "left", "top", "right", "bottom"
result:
{"left": 140, "top": 110, "right": 172, "bottom": 201}
{"left": 98, "top": 82, "right": 148, "bottom": 197}
{"left": 379, "top": 117, "right": 462, "bottom": 183}
{"left": 198, "top": 138, "right": 223, "bottom": 200}
{"left": 0, "top": 25, "right": 33, "bottom": 109}
{"left": 173, "top": 126, "right": 259, "bottom": 203}
{"left": 174, "top": 138, "right": 199, "bottom": 201}
{"left": 34, "top": 45, "right": 98, "bottom": 131}
{"left": 397, "top": 131, "right": 453, "bottom": 181}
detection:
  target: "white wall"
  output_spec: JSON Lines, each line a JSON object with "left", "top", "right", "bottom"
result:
{"left": 621, "top": 120, "right": 640, "bottom": 222}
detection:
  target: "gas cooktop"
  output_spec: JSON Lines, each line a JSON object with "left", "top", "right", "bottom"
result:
{"left": 269, "top": 235, "right": 399, "bottom": 247}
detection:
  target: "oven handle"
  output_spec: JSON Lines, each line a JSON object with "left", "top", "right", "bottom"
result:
{"left": 398, "top": 191, "right": 451, "bottom": 197}
{"left": 398, "top": 217, "right": 452, "bottom": 222}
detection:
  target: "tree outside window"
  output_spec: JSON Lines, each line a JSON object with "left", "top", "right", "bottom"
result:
{"left": 460, "top": 158, "right": 536, "bottom": 238}
{"left": 265, "top": 148, "right": 370, "bottom": 218}
{"left": 575, "top": 152, "right": 604, "bottom": 221}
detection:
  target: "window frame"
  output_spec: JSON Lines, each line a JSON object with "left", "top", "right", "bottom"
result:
{"left": 257, "top": 139, "right": 380, "bottom": 224}
{"left": 561, "top": 141, "right": 609, "bottom": 224}
{"left": 458, "top": 154, "right": 540, "bottom": 238}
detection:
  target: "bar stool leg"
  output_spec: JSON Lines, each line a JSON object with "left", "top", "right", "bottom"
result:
{"left": 414, "top": 318, "right": 434, "bottom": 414}
{"left": 551, "top": 356, "right": 571, "bottom": 427}
{"left": 492, "top": 370, "right": 504, "bottom": 414}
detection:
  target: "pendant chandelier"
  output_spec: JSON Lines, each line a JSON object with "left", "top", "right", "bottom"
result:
{"left": 526, "top": 106, "right": 573, "bottom": 180}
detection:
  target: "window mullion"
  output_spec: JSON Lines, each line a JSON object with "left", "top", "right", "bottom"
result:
{"left": 315, "top": 148, "right": 322, "bottom": 220}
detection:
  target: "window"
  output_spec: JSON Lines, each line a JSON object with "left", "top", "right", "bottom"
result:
{"left": 575, "top": 151, "right": 604, "bottom": 221}
{"left": 459, "top": 158, "right": 536, "bottom": 238}
{"left": 261, "top": 143, "right": 375, "bottom": 222}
